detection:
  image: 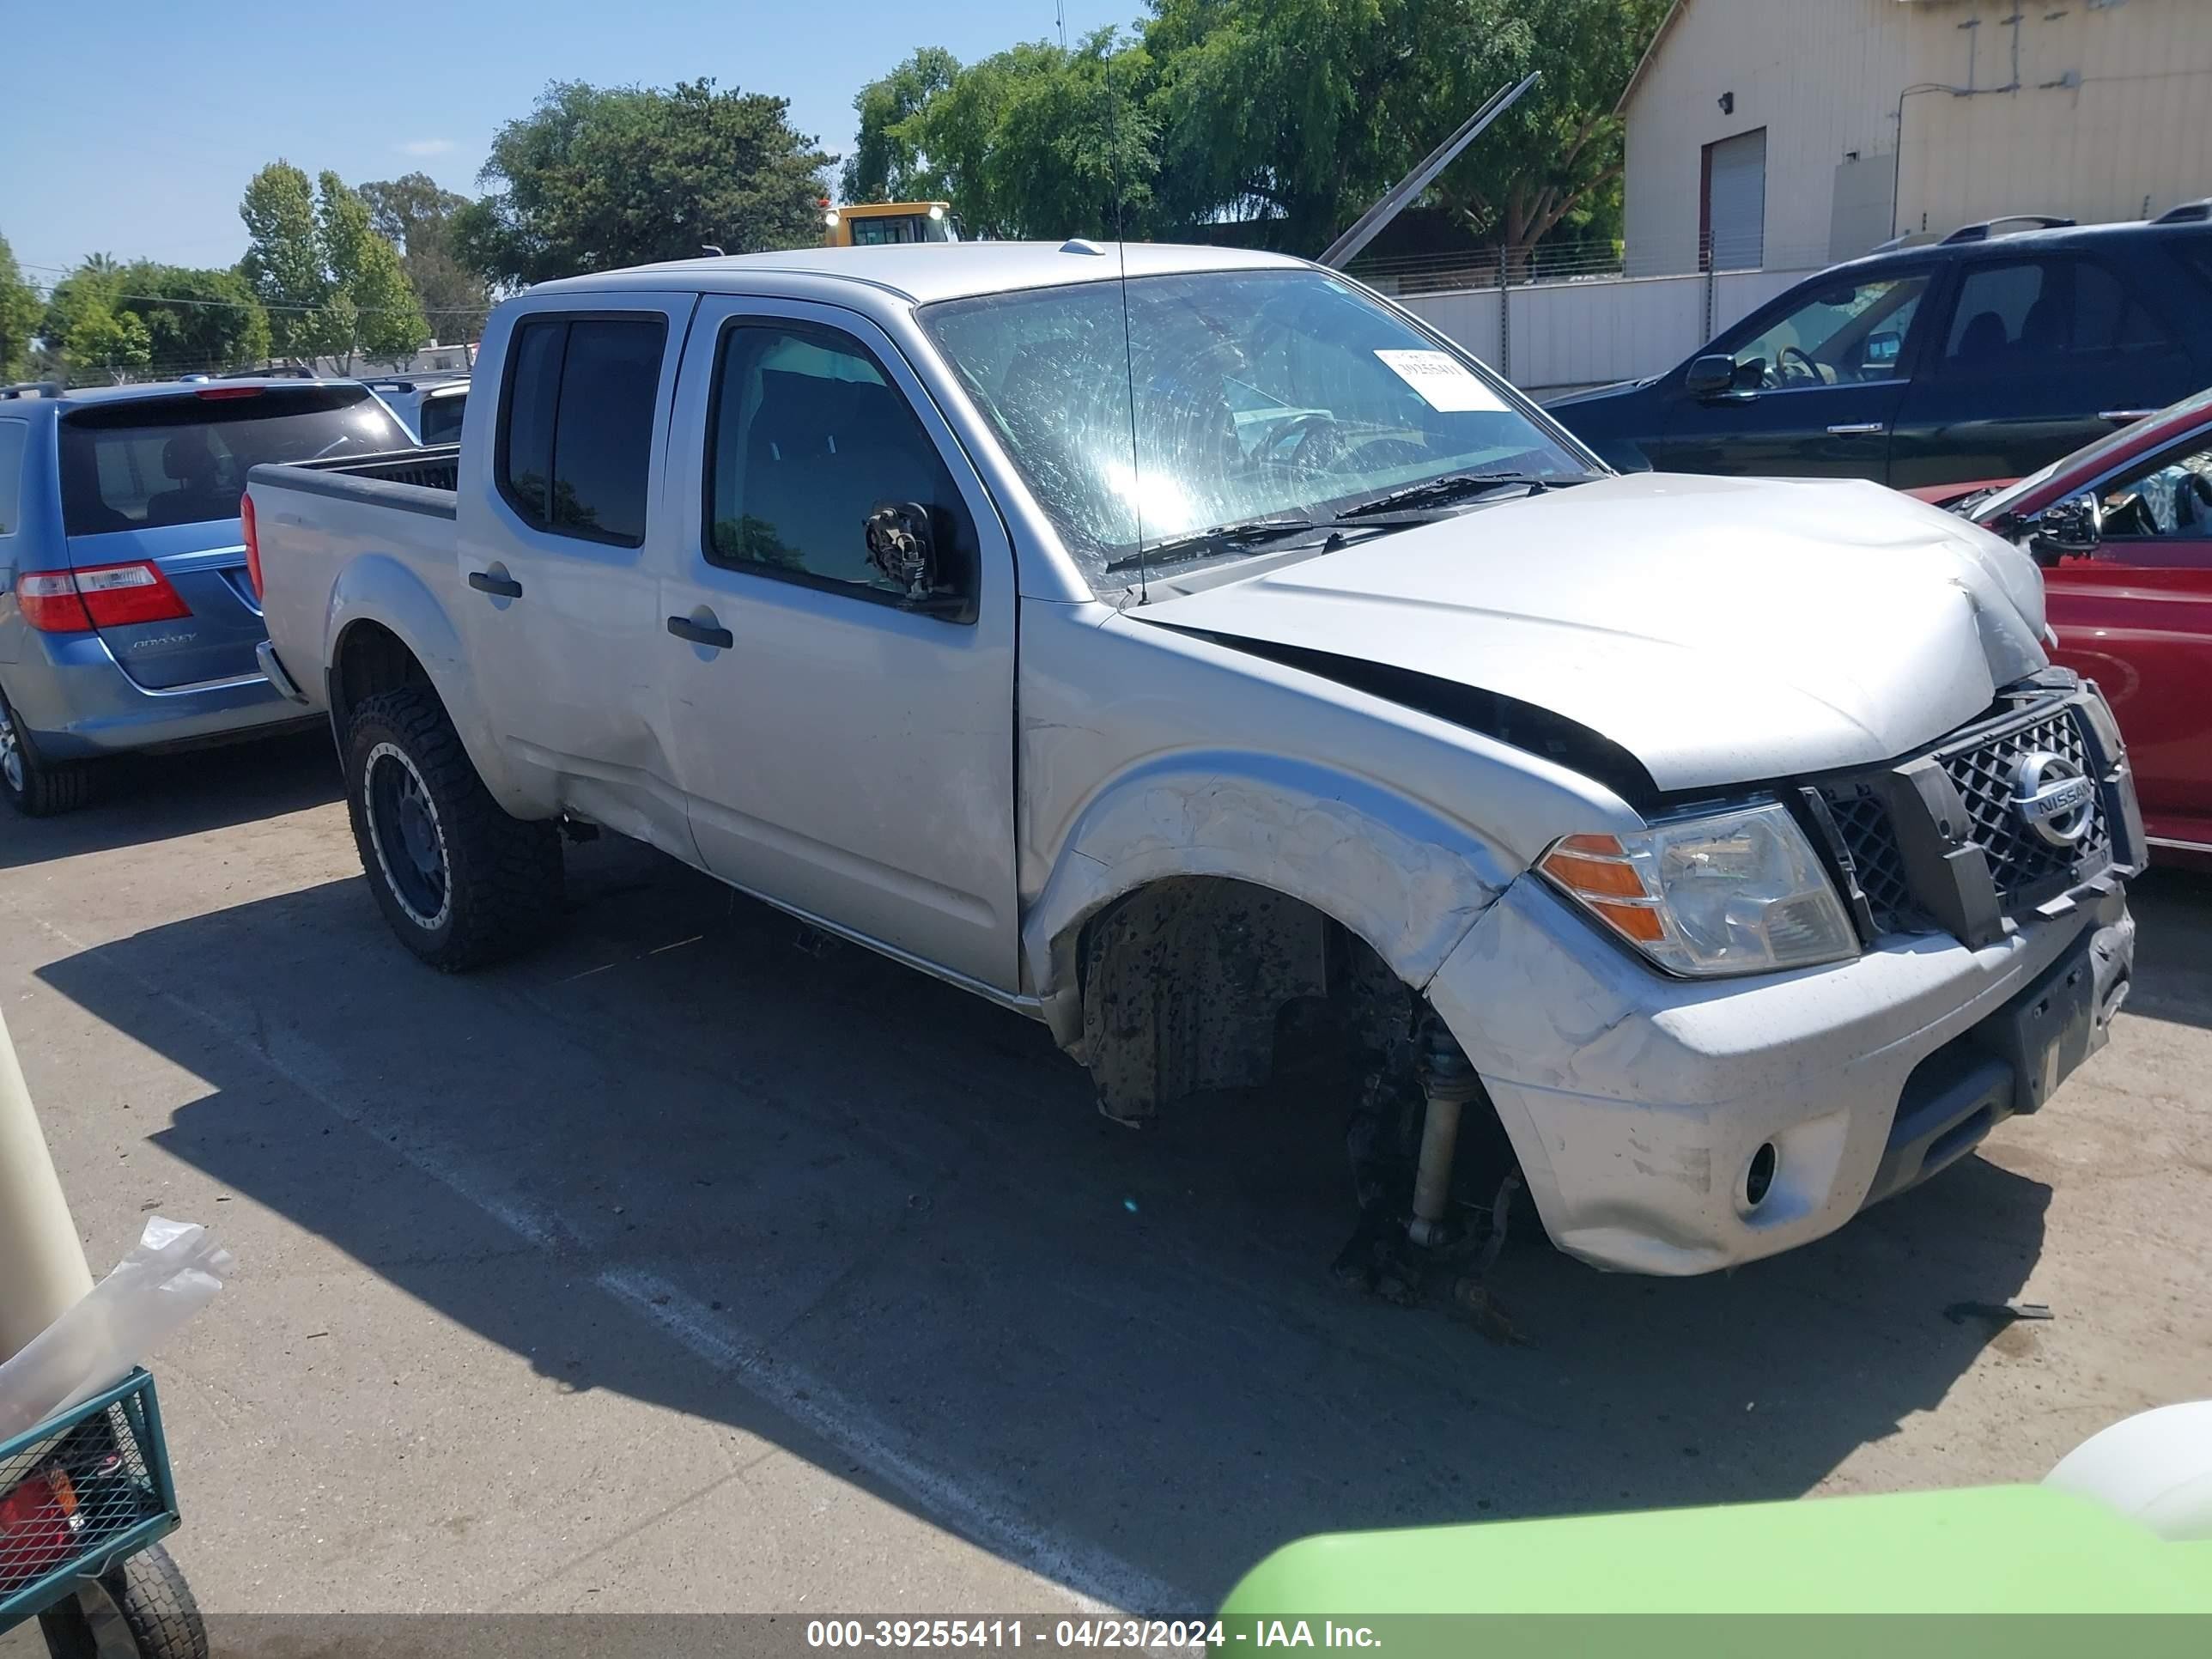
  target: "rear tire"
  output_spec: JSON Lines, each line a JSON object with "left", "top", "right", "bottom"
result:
{"left": 343, "top": 686, "right": 562, "bottom": 970}
{"left": 0, "top": 686, "right": 94, "bottom": 818}
{"left": 36, "top": 1542, "right": 207, "bottom": 1659}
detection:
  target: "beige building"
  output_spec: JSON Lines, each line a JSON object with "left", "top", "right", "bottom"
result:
{"left": 1619, "top": 0, "right": 2212, "bottom": 276}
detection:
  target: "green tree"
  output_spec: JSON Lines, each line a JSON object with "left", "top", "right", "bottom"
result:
{"left": 239, "top": 162, "right": 330, "bottom": 361}
{"left": 1418, "top": 0, "right": 1672, "bottom": 260}
{"left": 359, "top": 172, "right": 491, "bottom": 345}
{"left": 41, "top": 256, "right": 273, "bottom": 380}
{"left": 840, "top": 47, "right": 961, "bottom": 204}
{"left": 850, "top": 0, "right": 1665, "bottom": 262}
{"left": 317, "top": 171, "right": 429, "bottom": 368}
{"left": 239, "top": 161, "right": 428, "bottom": 368}
{"left": 0, "top": 235, "right": 42, "bottom": 380}
{"left": 115, "top": 264, "right": 271, "bottom": 373}
{"left": 42, "top": 264, "right": 153, "bottom": 383}
{"left": 861, "top": 31, "right": 1157, "bottom": 242}
{"left": 453, "top": 78, "right": 832, "bottom": 287}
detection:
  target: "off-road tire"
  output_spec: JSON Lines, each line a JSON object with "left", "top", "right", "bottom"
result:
{"left": 36, "top": 1542, "right": 208, "bottom": 1659}
{"left": 0, "top": 685, "right": 94, "bottom": 818}
{"left": 343, "top": 686, "right": 562, "bottom": 970}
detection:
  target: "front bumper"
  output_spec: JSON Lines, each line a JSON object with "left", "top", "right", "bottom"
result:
{"left": 2, "top": 628, "right": 307, "bottom": 759}
{"left": 1431, "top": 875, "right": 2132, "bottom": 1274}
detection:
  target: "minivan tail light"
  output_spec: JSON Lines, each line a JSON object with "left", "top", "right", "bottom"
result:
{"left": 73, "top": 562, "right": 193, "bottom": 628}
{"left": 15, "top": 562, "right": 192, "bottom": 633}
{"left": 15, "top": 571, "right": 94, "bottom": 634}
{"left": 241, "top": 490, "right": 263, "bottom": 599}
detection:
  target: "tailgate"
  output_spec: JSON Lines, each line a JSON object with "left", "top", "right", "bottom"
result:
{"left": 63, "top": 520, "right": 264, "bottom": 690}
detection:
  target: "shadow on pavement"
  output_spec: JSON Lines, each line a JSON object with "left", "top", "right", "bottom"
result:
{"left": 2125, "top": 864, "right": 2212, "bottom": 1033}
{"left": 0, "top": 729, "right": 337, "bottom": 872}
{"left": 36, "top": 836, "right": 2056, "bottom": 1605}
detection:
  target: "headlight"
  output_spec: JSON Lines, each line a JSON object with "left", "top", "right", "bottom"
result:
{"left": 1537, "top": 802, "right": 1858, "bottom": 978}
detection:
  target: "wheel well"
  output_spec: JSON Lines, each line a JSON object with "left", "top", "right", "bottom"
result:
{"left": 1075, "top": 877, "right": 1401, "bottom": 1121}
{"left": 1074, "top": 874, "right": 1518, "bottom": 1204}
{"left": 331, "top": 622, "right": 434, "bottom": 734}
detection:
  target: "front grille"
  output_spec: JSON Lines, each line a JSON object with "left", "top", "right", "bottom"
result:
{"left": 1815, "top": 696, "right": 2113, "bottom": 941}
{"left": 1938, "top": 704, "right": 2109, "bottom": 909}
{"left": 1823, "top": 785, "right": 1921, "bottom": 933}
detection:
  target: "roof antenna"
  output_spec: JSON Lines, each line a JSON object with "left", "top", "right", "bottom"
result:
{"left": 1101, "top": 42, "right": 1146, "bottom": 604}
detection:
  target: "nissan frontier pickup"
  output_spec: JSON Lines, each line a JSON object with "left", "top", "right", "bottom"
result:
{"left": 246, "top": 243, "right": 2142, "bottom": 1278}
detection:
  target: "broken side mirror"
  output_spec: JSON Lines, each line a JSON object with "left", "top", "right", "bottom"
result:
{"left": 866, "top": 500, "right": 968, "bottom": 616}
{"left": 1685, "top": 353, "right": 1737, "bottom": 396}
{"left": 2031, "top": 491, "right": 2102, "bottom": 565}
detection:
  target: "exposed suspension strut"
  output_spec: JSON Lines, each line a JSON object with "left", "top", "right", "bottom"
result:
{"left": 1407, "top": 1019, "right": 1482, "bottom": 1248}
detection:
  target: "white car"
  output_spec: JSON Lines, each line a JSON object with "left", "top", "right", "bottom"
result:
{"left": 246, "top": 243, "right": 2142, "bottom": 1278}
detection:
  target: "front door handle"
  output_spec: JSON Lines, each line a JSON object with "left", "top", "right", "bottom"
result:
{"left": 2099, "top": 409, "right": 2158, "bottom": 425}
{"left": 469, "top": 570, "right": 524, "bottom": 599}
{"left": 667, "top": 614, "right": 734, "bottom": 650}
{"left": 1826, "top": 422, "right": 1886, "bottom": 436}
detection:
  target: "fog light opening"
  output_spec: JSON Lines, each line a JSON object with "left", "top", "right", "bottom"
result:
{"left": 1745, "top": 1142, "right": 1779, "bottom": 1208}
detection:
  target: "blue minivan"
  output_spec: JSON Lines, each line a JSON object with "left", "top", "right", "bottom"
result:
{"left": 0, "top": 378, "right": 410, "bottom": 815}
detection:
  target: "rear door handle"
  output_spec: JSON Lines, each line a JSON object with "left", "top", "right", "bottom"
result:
{"left": 1826, "top": 422, "right": 1886, "bottom": 436}
{"left": 469, "top": 571, "right": 524, "bottom": 599}
{"left": 2099, "top": 409, "right": 2157, "bottom": 424}
{"left": 667, "top": 615, "right": 734, "bottom": 650}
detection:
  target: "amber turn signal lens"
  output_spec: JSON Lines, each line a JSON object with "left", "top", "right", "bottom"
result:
{"left": 1537, "top": 852, "right": 1645, "bottom": 899}
{"left": 1587, "top": 900, "right": 1666, "bottom": 942}
{"left": 1554, "top": 833, "right": 1626, "bottom": 857}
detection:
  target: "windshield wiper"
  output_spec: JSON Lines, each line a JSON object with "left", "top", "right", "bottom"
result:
{"left": 1103, "top": 515, "right": 1322, "bottom": 574}
{"left": 1332, "top": 472, "right": 1576, "bottom": 521}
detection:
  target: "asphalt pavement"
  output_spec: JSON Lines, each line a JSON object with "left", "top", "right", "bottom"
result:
{"left": 2, "top": 733, "right": 2208, "bottom": 1615}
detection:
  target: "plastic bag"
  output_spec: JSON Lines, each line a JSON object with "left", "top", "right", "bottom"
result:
{"left": 0, "top": 1217, "right": 234, "bottom": 1441}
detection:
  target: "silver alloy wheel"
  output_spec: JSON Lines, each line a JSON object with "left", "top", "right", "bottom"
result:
{"left": 0, "top": 698, "right": 22, "bottom": 797}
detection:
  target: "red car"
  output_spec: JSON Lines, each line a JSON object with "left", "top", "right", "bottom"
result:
{"left": 1911, "top": 389, "right": 2212, "bottom": 860}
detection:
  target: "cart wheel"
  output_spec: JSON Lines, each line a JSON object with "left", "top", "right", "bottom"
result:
{"left": 35, "top": 1544, "right": 206, "bottom": 1659}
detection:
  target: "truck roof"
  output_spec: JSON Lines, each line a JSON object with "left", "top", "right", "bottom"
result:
{"left": 526, "top": 240, "right": 1314, "bottom": 308}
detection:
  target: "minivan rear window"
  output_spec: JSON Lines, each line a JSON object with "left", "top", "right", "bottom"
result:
{"left": 58, "top": 386, "right": 407, "bottom": 537}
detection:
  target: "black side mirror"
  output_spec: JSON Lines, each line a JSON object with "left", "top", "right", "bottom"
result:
{"left": 866, "top": 501, "right": 939, "bottom": 601}
{"left": 1685, "top": 353, "right": 1738, "bottom": 396}
{"left": 2029, "top": 491, "right": 2102, "bottom": 565}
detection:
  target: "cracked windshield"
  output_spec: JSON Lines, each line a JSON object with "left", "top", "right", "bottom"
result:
{"left": 922, "top": 267, "right": 1593, "bottom": 589}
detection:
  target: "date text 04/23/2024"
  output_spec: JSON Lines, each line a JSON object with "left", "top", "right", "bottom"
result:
{"left": 803, "top": 1620, "right": 1384, "bottom": 1650}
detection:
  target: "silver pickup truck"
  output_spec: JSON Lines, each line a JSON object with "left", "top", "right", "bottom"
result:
{"left": 247, "top": 242, "right": 2142, "bottom": 1280}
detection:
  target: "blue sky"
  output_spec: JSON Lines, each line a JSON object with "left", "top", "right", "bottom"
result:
{"left": 2, "top": 0, "right": 1139, "bottom": 282}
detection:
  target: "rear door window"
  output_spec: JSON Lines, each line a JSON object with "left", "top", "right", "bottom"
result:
{"left": 0, "top": 419, "right": 26, "bottom": 538}
{"left": 1938, "top": 257, "right": 2177, "bottom": 379}
{"left": 497, "top": 315, "right": 666, "bottom": 546}
{"left": 57, "top": 386, "right": 407, "bottom": 536}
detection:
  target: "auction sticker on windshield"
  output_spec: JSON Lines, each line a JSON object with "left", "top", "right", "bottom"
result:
{"left": 1374, "top": 349, "right": 1508, "bottom": 412}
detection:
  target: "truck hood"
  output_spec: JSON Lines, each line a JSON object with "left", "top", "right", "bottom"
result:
{"left": 1132, "top": 472, "right": 2050, "bottom": 794}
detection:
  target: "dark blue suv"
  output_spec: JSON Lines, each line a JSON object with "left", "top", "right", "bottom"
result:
{"left": 1547, "top": 217, "right": 2212, "bottom": 491}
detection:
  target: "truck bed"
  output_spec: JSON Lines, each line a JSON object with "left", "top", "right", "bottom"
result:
{"left": 247, "top": 446, "right": 465, "bottom": 720}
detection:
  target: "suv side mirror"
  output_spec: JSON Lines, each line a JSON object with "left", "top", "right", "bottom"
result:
{"left": 1685, "top": 353, "right": 1738, "bottom": 396}
{"left": 2030, "top": 491, "right": 2102, "bottom": 564}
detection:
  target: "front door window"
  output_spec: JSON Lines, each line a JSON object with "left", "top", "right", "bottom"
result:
{"left": 1727, "top": 275, "right": 1929, "bottom": 391}
{"left": 2093, "top": 438, "right": 2212, "bottom": 551}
